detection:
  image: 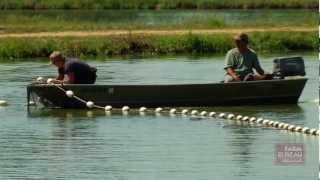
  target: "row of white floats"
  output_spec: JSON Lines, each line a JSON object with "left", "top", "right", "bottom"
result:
{"left": 40, "top": 78, "right": 320, "bottom": 136}
{"left": 61, "top": 88, "right": 320, "bottom": 136}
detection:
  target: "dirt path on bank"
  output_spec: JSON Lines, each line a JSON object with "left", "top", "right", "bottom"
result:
{"left": 0, "top": 28, "right": 315, "bottom": 38}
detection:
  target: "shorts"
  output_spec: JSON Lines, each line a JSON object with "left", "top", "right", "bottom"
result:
{"left": 224, "top": 73, "right": 254, "bottom": 82}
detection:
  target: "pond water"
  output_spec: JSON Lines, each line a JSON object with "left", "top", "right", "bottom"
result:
{"left": 0, "top": 53, "right": 318, "bottom": 179}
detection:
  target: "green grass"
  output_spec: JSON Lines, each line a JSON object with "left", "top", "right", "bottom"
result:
{"left": 0, "top": 12, "right": 225, "bottom": 33}
{"left": 0, "top": 0, "right": 317, "bottom": 10}
{"left": 0, "top": 32, "right": 316, "bottom": 59}
{"left": 0, "top": 10, "right": 316, "bottom": 33}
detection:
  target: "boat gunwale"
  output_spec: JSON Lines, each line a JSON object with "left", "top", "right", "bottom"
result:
{"left": 27, "top": 77, "right": 308, "bottom": 88}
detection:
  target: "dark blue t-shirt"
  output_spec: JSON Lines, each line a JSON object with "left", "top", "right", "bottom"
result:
{"left": 58, "top": 58, "right": 96, "bottom": 84}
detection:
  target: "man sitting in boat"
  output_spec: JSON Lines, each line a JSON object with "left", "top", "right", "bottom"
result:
{"left": 224, "top": 33, "right": 266, "bottom": 82}
{"left": 49, "top": 51, "right": 97, "bottom": 84}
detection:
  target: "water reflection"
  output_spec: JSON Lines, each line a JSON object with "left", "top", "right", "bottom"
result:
{"left": 27, "top": 104, "right": 304, "bottom": 120}
{"left": 213, "top": 105, "right": 306, "bottom": 128}
{"left": 223, "top": 121, "right": 259, "bottom": 176}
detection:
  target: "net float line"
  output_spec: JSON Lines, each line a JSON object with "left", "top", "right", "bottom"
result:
{"left": 34, "top": 77, "right": 319, "bottom": 136}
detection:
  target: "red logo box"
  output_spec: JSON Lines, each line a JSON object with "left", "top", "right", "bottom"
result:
{"left": 274, "top": 143, "right": 304, "bottom": 165}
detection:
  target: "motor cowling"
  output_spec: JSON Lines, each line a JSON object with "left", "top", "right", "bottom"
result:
{"left": 273, "top": 56, "right": 305, "bottom": 78}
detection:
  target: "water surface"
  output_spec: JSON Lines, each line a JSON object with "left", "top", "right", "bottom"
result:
{"left": 0, "top": 54, "right": 318, "bottom": 179}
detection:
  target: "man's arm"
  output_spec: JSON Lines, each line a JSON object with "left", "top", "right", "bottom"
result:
{"left": 253, "top": 55, "right": 265, "bottom": 75}
{"left": 56, "top": 74, "right": 64, "bottom": 80}
{"left": 66, "top": 73, "right": 75, "bottom": 84}
{"left": 224, "top": 50, "right": 240, "bottom": 81}
{"left": 50, "top": 72, "right": 65, "bottom": 84}
{"left": 226, "top": 67, "right": 241, "bottom": 81}
{"left": 50, "top": 73, "right": 74, "bottom": 84}
{"left": 56, "top": 67, "right": 65, "bottom": 81}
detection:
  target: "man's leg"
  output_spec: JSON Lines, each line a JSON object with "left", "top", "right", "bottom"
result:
{"left": 224, "top": 75, "right": 237, "bottom": 83}
{"left": 253, "top": 74, "right": 266, "bottom": 81}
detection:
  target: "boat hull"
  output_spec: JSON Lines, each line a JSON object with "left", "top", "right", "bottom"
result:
{"left": 27, "top": 78, "right": 308, "bottom": 108}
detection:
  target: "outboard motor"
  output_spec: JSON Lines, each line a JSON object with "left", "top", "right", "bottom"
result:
{"left": 273, "top": 56, "right": 305, "bottom": 79}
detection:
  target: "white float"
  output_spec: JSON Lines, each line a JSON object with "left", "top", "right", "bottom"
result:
{"left": 256, "top": 118, "right": 264, "bottom": 123}
{"left": 227, "top": 114, "right": 235, "bottom": 120}
{"left": 155, "top": 107, "right": 163, "bottom": 113}
{"left": 219, "top": 113, "right": 226, "bottom": 118}
{"left": 249, "top": 117, "right": 256, "bottom": 122}
{"left": 288, "top": 125, "right": 295, "bottom": 131}
{"left": 170, "top": 109, "right": 177, "bottom": 114}
{"left": 262, "top": 120, "right": 270, "bottom": 125}
{"left": 267, "top": 121, "right": 274, "bottom": 126}
{"left": 139, "top": 107, "right": 147, "bottom": 112}
{"left": 86, "top": 101, "right": 94, "bottom": 108}
{"left": 302, "top": 127, "right": 310, "bottom": 133}
{"left": 181, "top": 109, "right": 189, "bottom": 115}
{"left": 122, "top": 106, "right": 130, "bottom": 112}
{"left": 242, "top": 116, "right": 249, "bottom": 121}
{"left": 104, "top": 105, "right": 112, "bottom": 111}
{"left": 209, "top": 112, "right": 216, "bottom": 117}
{"left": 36, "top": 77, "right": 44, "bottom": 82}
{"left": 310, "top": 128, "right": 317, "bottom": 135}
{"left": 273, "top": 121, "right": 279, "bottom": 127}
{"left": 28, "top": 101, "right": 36, "bottom": 106}
{"left": 278, "top": 123, "right": 285, "bottom": 128}
{"left": 200, "top": 111, "right": 207, "bottom": 116}
{"left": 46, "top": 78, "right": 53, "bottom": 84}
{"left": 236, "top": 115, "right": 243, "bottom": 121}
{"left": 294, "top": 126, "right": 302, "bottom": 132}
{"left": 66, "top": 90, "right": 74, "bottom": 98}
{"left": 191, "top": 110, "right": 198, "bottom": 116}
{"left": 283, "top": 124, "right": 289, "bottom": 129}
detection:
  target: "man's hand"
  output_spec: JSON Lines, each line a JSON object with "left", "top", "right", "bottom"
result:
{"left": 51, "top": 79, "right": 64, "bottom": 84}
{"left": 226, "top": 67, "right": 241, "bottom": 82}
{"left": 233, "top": 76, "right": 241, "bottom": 82}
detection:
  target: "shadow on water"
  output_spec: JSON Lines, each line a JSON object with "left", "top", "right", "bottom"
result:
{"left": 27, "top": 108, "right": 106, "bottom": 120}
{"left": 27, "top": 103, "right": 305, "bottom": 122}
{"left": 27, "top": 104, "right": 304, "bottom": 120}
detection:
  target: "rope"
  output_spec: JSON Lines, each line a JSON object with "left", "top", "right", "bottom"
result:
{"left": 41, "top": 79, "right": 319, "bottom": 136}
{"left": 52, "top": 83, "right": 105, "bottom": 109}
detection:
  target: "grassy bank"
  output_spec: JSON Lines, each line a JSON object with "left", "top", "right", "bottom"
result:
{"left": 0, "top": 32, "right": 316, "bottom": 59}
{"left": 0, "top": 10, "right": 316, "bottom": 34}
{"left": 0, "top": 0, "right": 317, "bottom": 10}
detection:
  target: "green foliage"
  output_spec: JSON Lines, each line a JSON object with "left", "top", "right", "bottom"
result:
{"left": 0, "top": 32, "right": 316, "bottom": 59}
{"left": 0, "top": 0, "right": 317, "bottom": 9}
{"left": 0, "top": 10, "right": 315, "bottom": 34}
{"left": 0, "top": 10, "right": 318, "bottom": 33}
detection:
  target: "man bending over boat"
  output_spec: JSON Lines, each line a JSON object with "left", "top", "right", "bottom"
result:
{"left": 224, "top": 33, "right": 266, "bottom": 82}
{"left": 49, "top": 51, "right": 97, "bottom": 84}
